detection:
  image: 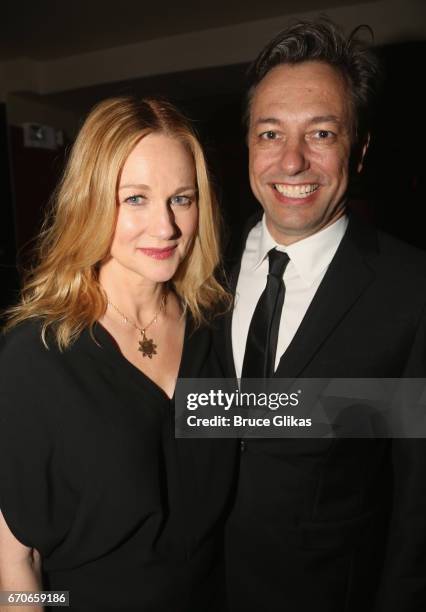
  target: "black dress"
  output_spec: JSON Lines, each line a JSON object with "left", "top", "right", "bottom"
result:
{"left": 0, "top": 319, "right": 237, "bottom": 611}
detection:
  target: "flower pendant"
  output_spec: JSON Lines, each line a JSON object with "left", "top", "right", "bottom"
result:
{"left": 138, "top": 330, "right": 157, "bottom": 359}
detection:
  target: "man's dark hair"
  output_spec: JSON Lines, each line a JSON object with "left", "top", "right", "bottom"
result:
{"left": 246, "top": 18, "right": 381, "bottom": 142}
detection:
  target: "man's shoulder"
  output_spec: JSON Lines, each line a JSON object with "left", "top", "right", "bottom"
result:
{"left": 346, "top": 214, "right": 426, "bottom": 280}
{"left": 374, "top": 229, "right": 426, "bottom": 278}
{"left": 377, "top": 229, "right": 426, "bottom": 257}
{"left": 350, "top": 224, "right": 426, "bottom": 312}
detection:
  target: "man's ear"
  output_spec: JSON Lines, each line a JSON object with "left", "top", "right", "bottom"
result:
{"left": 357, "top": 132, "right": 371, "bottom": 173}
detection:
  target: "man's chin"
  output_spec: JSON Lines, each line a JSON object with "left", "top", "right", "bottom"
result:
{"left": 265, "top": 214, "right": 320, "bottom": 245}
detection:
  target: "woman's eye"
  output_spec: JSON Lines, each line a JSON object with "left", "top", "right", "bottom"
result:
{"left": 170, "top": 195, "right": 192, "bottom": 206}
{"left": 124, "top": 195, "right": 145, "bottom": 205}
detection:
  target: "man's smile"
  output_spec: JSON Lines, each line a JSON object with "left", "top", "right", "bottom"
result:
{"left": 272, "top": 183, "right": 320, "bottom": 199}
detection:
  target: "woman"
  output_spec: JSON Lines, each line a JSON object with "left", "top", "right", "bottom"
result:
{"left": 0, "top": 97, "right": 235, "bottom": 610}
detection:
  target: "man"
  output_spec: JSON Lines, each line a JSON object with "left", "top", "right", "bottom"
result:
{"left": 217, "top": 19, "right": 426, "bottom": 612}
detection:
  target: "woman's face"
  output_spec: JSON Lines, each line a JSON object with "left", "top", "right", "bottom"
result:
{"left": 109, "top": 133, "right": 198, "bottom": 284}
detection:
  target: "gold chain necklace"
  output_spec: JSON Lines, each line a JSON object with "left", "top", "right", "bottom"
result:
{"left": 107, "top": 293, "right": 167, "bottom": 359}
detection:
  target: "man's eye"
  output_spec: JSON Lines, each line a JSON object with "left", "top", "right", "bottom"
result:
{"left": 260, "top": 130, "right": 278, "bottom": 140}
{"left": 170, "top": 195, "right": 192, "bottom": 206}
{"left": 124, "top": 195, "right": 145, "bottom": 205}
{"left": 314, "top": 130, "right": 334, "bottom": 139}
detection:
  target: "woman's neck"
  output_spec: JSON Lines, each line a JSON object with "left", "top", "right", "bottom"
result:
{"left": 99, "top": 262, "right": 167, "bottom": 327}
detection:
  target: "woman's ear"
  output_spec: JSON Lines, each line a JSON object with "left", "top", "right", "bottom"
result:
{"left": 357, "top": 132, "right": 371, "bottom": 173}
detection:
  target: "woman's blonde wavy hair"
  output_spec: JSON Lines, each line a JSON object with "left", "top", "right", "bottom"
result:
{"left": 4, "top": 96, "right": 230, "bottom": 348}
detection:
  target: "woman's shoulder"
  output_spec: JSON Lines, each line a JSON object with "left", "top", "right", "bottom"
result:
{"left": 1, "top": 319, "right": 51, "bottom": 359}
{"left": 0, "top": 320, "right": 71, "bottom": 382}
{"left": 0, "top": 319, "right": 89, "bottom": 416}
{"left": 0, "top": 321, "right": 55, "bottom": 420}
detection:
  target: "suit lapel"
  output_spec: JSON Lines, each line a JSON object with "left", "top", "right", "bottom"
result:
{"left": 275, "top": 214, "right": 378, "bottom": 378}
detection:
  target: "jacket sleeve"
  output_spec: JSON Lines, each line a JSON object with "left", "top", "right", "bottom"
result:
{"left": 373, "top": 306, "right": 426, "bottom": 611}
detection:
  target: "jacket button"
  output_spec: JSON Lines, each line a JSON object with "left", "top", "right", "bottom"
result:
{"left": 240, "top": 440, "right": 246, "bottom": 452}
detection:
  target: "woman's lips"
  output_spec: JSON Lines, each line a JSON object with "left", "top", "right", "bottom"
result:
{"left": 138, "top": 246, "right": 177, "bottom": 260}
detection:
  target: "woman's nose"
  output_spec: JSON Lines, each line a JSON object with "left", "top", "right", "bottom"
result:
{"left": 147, "top": 203, "right": 178, "bottom": 240}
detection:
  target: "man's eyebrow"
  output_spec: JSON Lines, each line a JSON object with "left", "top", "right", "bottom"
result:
{"left": 253, "top": 117, "right": 281, "bottom": 127}
{"left": 308, "top": 115, "right": 341, "bottom": 125}
{"left": 252, "top": 115, "right": 343, "bottom": 130}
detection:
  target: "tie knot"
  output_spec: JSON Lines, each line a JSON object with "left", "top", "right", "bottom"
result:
{"left": 268, "top": 249, "right": 290, "bottom": 279}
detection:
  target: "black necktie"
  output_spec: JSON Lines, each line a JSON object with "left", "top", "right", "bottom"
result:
{"left": 242, "top": 249, "right": 290, "bottom": 378}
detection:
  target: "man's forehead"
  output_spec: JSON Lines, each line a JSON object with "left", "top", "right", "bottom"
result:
{"left": 257, "top": 60, "right": 346, "bottom": 87}
{"left": 250, "top": 62, "right": 351, "bottom": 122}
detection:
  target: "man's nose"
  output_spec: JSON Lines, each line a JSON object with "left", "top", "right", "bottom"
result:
{"left": 148, "top": 203, "right": 177, "bottom": 240}
{"left": 278, "top": 136, "right": 310, "bottom": 175}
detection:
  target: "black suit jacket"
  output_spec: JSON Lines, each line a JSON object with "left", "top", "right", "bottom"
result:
{"left": 217, "top": 212, "right": 426, "bottom": 612}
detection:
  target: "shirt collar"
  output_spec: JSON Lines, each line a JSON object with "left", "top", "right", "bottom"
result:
{"left": 251, "top": 214, "right": 348, "bottom": 286}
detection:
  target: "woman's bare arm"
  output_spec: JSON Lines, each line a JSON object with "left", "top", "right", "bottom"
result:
{"left": 0, "top": 510, "right": 42, "bottom": 612}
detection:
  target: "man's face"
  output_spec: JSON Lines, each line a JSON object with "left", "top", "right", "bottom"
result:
{"left": 248, "top": 61, "right": 354, "bottom": 245}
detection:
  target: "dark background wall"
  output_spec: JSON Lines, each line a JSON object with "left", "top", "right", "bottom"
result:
{"left": 0, "top": 103, "right": 18, "bottom": 310}
{"left": 365, "top": 41, "right": 426, "bottom": 250}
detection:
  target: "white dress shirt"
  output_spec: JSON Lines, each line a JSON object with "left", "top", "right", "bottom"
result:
{"left": 232, "top": 215, "right": 349, "bottom": 379}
